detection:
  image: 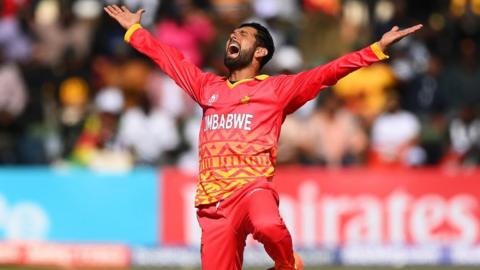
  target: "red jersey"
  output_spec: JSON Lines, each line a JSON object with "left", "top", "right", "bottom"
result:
{"left": 125, "top": 24, "right": 388, "bottom": 206}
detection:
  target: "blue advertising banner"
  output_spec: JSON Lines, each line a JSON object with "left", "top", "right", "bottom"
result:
{"left": 0, "top": 167, "right": 157, "bottom": 245}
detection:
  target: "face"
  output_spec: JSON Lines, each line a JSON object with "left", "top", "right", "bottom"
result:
{"left": 224, "top": 27, "right": 258, "bottom": 71}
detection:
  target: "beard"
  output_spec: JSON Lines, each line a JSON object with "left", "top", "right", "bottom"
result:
{"left": 224, "top": 46, "right": 256, "bottom": 71}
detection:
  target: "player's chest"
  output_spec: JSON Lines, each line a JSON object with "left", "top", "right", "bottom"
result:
{"left": 200, "top": 82, "right": 278, "bottom": 113}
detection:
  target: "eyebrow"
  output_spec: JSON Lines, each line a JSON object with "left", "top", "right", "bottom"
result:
{"left": 234, "top": 29, "right": 250, "bottom": 35}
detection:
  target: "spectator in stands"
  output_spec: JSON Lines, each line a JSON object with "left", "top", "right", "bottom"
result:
{"left": 145, "top": 71, "right": 197, "bottom": 118}
{"left": 30, "top": 0, "right": 99, "bottom": 67}
{"left": 370, "top": 90, "right": 425, "bottom": 167}
{"left": 117, "top": 89, "right": 180, "bottom": 165}
{"left": 402, "top": 55, "right": 447, "bottom": 115}
{"left": 58, "top": 76, "right": 90, "bottom": 159}
{"left": 419, "top": 111, "right": 449, "bottom": 166}
{"left": 448, "top": 105, "right": 480, "bottom": 166}
{"left": 276, "top": 115, "right": 304, "bottom": 164}
{"left": 442, "top": 38, "right": 480, "bottom": 110}
{"left": 0, "top": 0, "right": 31, "bottom": 62}
{"left": 300, "top": 92, "right": 368, "bottom": 167}
{"left": 253, "top": 0, "right": 300, "bottom": 22}
{"left": 334, "top": 62, "right": 396, "bottom": 124}
{"left": 71, "top": 87, "right": 132, "bottom": 171}
{"left": 155, "top": 0, "right": 216, "bottom": 66}
{"left": 210, "top": 0, "right": 250, "bottom": 24}
{"left": 0, "top": 51, "right": 28, "bottom": 163}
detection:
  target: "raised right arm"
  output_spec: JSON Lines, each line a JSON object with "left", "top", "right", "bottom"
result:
{"left": 104, "top": 5, "right": 214, "bottom": 103}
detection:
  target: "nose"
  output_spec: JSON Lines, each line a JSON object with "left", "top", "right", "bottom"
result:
{"left": 230, "top": 32, "right": 238, "bottom": 41}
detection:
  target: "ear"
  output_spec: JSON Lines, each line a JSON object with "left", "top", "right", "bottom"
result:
{"left": 255, "top": 47, "right": 268, "bottom": 58}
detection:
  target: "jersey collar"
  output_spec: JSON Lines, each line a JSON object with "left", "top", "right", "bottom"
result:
{"left": 226, "top": 74, "right": 269, "bottom": 88}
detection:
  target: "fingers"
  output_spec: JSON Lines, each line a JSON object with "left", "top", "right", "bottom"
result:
{"left": 406, "top": 24, "right": 423, "bottom": 33}
{"left": 390, "top": 24, "right": 422, "bottom": 36}
{"left": 104, "top": 5, "right": 121, "bottom": 16}
{"left": 104, "top": 6, "right": 117, "bottom": 17}
{"left": 391, "top": 26, "right": 399, "bottom": 32}
{"left": 398, "top": 24, "right": 423, "bottom": 37}
{"left": 402, "top": 24, "right": 423, "bottom": 33}
{"left": 111, "top": 4, "right": 123, "bottom": 13}
{"left": 105, "top": 4, "right": 139, "bottom": 17}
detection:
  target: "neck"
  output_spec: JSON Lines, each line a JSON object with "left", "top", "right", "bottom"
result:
{"left": 228, "top": 66, "right": 259, "bottom": 82}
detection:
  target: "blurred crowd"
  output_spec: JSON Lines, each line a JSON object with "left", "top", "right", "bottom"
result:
{"left": 0, "top": 0, "right": 480, "bottom": 171}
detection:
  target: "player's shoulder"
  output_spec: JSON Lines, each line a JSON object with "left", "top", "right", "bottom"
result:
{"left": 261, "top": 73, "right": 297, "bottom": 88}
{"left": 254, "top": 73, "right": 286, "bottom": 85}
{"left": 200, "top": 72, "right": 224, "bottom": 86}
{"left": 268, "top": 73, "right": 294, "bottom": 81}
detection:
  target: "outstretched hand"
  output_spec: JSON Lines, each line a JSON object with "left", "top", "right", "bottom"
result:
{"left": 104, "top": 5, "right": 145, "bottom": 30}
{"left": 378, "top": 24, "right": 423, "bottom": 52}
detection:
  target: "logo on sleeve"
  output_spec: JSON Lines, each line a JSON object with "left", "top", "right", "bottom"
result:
{"left": 207, "top": 94, "right": 219, "bottom": 105}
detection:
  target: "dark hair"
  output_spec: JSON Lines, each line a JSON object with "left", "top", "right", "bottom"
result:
{"left": 238, "top": 22, "right": 275, "bottom": 68}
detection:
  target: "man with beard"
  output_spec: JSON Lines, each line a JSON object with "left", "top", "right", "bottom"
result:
{"left": 104, "top": 5, "right": 422, "bottom": 270}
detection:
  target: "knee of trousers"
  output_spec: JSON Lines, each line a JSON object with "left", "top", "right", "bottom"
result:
{"left": 252, "top": 220, "right": 290, "bottom": 244}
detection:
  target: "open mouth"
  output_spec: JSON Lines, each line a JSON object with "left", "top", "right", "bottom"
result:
{"left": 227, "top": 42, "right": 240, "bottom": 58}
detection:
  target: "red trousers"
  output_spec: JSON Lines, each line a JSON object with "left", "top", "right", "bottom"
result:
{"left": 197, "top": 179, "right": 296, "bottom": 270}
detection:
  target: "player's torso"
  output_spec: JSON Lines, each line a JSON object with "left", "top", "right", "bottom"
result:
{"left": 199, "top": 77, "right": 283, "bottom": 148}
{"left": 196, "top": 77, "right": 283, "bottom": 186}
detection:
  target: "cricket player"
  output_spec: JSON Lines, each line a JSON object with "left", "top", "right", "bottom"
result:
{"left": 105, "top": 5, "right": 422, "bottom": 270}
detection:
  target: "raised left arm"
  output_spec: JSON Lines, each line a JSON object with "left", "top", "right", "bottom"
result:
{"left": 276, "top": 24, "right": 423, "bottom": 114}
